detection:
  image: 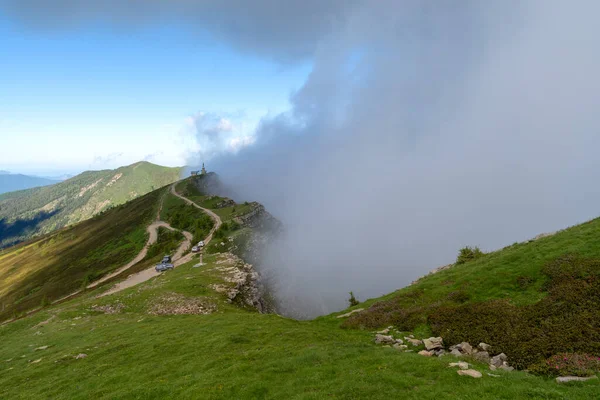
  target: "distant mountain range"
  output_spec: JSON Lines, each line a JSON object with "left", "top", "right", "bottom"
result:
{"left": 0, "top": 173, "right": 59, "bottom": 195}
{"left": 0, "top": 161, "right": 182, "bottom": 248}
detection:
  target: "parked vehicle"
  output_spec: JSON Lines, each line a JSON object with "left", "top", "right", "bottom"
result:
{"left": 155, "top": 263, "right": 174, "bottom": 272}
{"left": 198, "top": 241, "right": 204, "bottom": 247}
{"left": 191, "top": 246, "right": 199, "bottom": 253}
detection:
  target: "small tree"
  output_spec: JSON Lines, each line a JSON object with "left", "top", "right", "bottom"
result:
{"left": 348, "top": 291, "right": 360, "bottom": 307}
{"left": 456, "top": 246, "right": 484, "bottom": 265}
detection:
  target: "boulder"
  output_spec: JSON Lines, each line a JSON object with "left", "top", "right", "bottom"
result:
{"left": 478, "top": 342, "right": 491, "bottom": 352}
{"left": 423, "top": 337, "right": 444, "bottom": 351}
{"left": 406, "top": 338, "right": 423, "bottom": 346}
{"left": 556, "top": 376, "right": 598, "bottom": 383}
{"left": 490, "top": 353, "right": 507, "bottom": 368}
{"left": 457, "top": 342, "right": 473, "bottom": 355}
{"left": 499, "top": 362, "right": 514, "bottom": 372}
{"left": 434, "top": 349, "right": 446, "bottom": 357}
{"left": 449, "top": 362, "right": 470, "bottom": 370}
{"left": 393, "top": 344, "right": 408, "bottom": 350}
{"left": 450, "top": 349, "right": 463, "bottom": 357}
{"left": 374, "top": 334, "right": 395, "bottom": 345}
{"left": 377, "top": 328, "right": 390, "bottom": 335}
{"left": 418, "top": 350, "right": 433, "bottom": 357}
{"left": 394, "top": 338, "right": 404, "bottom": 345}
{"left": 457, "top": 369, "right": 482, "bottom": 378}
{"left": 472, "top": 351, "right": 490, "bottom": 364}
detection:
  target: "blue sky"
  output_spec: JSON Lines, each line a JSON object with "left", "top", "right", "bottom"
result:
{"left": 0, "top": 16, "right": 311, "bottom": 176}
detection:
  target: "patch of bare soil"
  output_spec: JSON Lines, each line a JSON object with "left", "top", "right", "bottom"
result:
{"left": 147, "top": 292, "right": 216, "bottom": 315}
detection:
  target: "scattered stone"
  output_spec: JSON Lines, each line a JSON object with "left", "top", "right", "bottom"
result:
{"left": 473, "top": 351, "right": 491, "bottom": 364}
{"left": 336, "top": 308, "right": 364, "bottom": 318}
{"left": 30, "top": 359, "right": 42, "bottom": 364}
{"left": 377, "top": 328, "right": 390, "bottom": 335}
{"left": 457, "top": 342, "right": 473, "bottom": 355}
{"left": 374, "top": 334, "right": 395, "bottom": 345}
{"left": 393, "top": 344, "right": 408, "bottom": 350}
{"left": 423, "top": 337, "right": 444, "bottom": 351}
{"left": 406, "top": 338, "right": 423, "bottom": 346}
{"left": 404, "top": 350, "right": 414, "bottom": 353}
{"left": 75, "top": 353, "right": 87, "bottom": 360}
{"left": 418, "top": 350, "right": 434, "bottom": 357}
{"left": 449, "top": 362, "right": 470, "bottom": 370}
{"left": 490, "top": 353, "right": 508, "bottom": 368}
{"left": 382, "top": 345, "right": 391, "bottom": 348}
{"left": 450, "top": 349, "right": 463, "bottom": 357}
{"left": 489, "top": 365, "right": 497, "bottom": 371}
{"left": 487, "top": 373, "right": 501, "bottom": 378}
{"left": 434, "top": 349, "right": 446, "bottom": 357}
{"left": 394, "top": 338, "right": 404, "bottom": 345}
{"left": 34, "top": 346, "right": 49, "bottom": 351}
{"left": 5, "top": 359, "right": 12, "bottom": 362}
{"left": 457, "top": 369, "right": 483, "bottom": 378}
{"left": 478, "top": 342, "right": 491, "bottom": 352}
{"left": 556, "top": 376, "right": 598, "bottom": 383}
{"left": 499, "top": 362, "right": 514, "bottom": 372}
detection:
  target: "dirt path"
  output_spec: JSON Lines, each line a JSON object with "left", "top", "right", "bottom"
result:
{"left": 98, "top": 183, "right": 221, "bottom": 297}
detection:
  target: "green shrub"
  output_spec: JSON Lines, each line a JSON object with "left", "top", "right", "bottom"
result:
{"left": 456, "top": 246, "right": 484, "bottom": 265}
{"left": 345, "top": 254, "right": 600, "bottom": 372}
{"left": 348, "top": 292, "right": 359, "bottom": 307}
{"left": 529, "top": 353, "right": 600, "bottom": 377}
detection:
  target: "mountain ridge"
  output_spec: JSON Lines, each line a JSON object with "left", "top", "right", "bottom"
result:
{"left": 0, "top": 161, "right": 182, "bottom": 248}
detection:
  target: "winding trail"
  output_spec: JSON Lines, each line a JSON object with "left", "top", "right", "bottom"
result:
{"left": 98, "top": 182, "right": 221, "bottom": 297}
{"left": 1, "top": 182, "right": 221, "bottom": 324}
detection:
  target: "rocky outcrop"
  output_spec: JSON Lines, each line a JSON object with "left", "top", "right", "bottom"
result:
{"left": 234, "top": 202, "right": 281, "bottom": 231}
{"left": 210, "top": 252, "right": 265, "bottom": 312}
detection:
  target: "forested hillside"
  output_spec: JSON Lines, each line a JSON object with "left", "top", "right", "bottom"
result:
{"left": 0, "top": 162, "right": 181, "bottom": 248}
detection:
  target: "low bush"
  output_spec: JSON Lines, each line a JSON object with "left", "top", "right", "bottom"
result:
{"left": 344, "top": 254, "right": 600, "bottom": 372}
{"left": 529, "top": 353, "right": 600, "bottom": 377}
{"left": 456, "top": 246, "right": 485, "bottom": 265}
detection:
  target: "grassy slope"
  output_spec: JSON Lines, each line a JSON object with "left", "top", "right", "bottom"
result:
{"left": 0, "top": 161, "right": 181, "bottom": 248}
{"left": 0, "top": 253, "right": 597, "bottom": 400}
{"left": 1, "top": 178, "right": 598, "bottom": 398}
{"left": 345, "top": 217, "right": 600, "bottom": 314}
{"left": 0, "top": 189, "right": 163, "bottom": 321}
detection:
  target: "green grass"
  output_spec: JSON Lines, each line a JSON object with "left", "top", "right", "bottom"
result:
{"left": 0, "top": 254, "right": 597, "bottom": 399}
{"left": 0, "top": 189, "right": 163, "bottom": 321}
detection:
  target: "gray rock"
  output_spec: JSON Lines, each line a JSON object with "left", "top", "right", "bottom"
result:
{"left": 374, "top": 334, "right": 395, "bottom": 345}
{"left": 449, "top": 361, "right": 470, "bottom": 370}
{"left": 556, "top": 376, "right": 598, "bottom": 383}
{"left": 423, "top": 337, "right": 444, "bottom": 351}
{"left": 406, "top": 338, "right": 423, "bottom": 346}
{"left": 490, "top": 353, "right": 507, "bottom": 368}
{"left": 393, "top": 343, "right": 408, "bottom": 350}
{"left": 457, "top": 342, "right": 473, "bottom": 355}
{"left": 450, "top": 349, "right": 463, "bottom": 357}
{"left": 377, "top": 328, "right": 390, "bottom": 335}
{"left": 418, "top": 350, "right": 433, "bottom": 357}
{"left": 394, "top": 338, "right": 404, "bottom": 345}
{"left": 75, "top": 353, "right": 87, "bottom": 359}
{"left": 499, "top": 362, "right": 514, "bottom": 371}
{"left": 472, "top": 351, "right": 490, "bottom": 364}
{"left": 434, "top": 349, "right": 446, "bottom": 357}
{"left": 478, "top": 342, "right": 491, "bottom": 352}
{"left": 457, "top": 369, "right": 482, "bottom": 378}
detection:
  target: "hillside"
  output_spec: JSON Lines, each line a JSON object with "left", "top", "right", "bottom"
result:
{"left": 0, "top": 175, "right": 598, "bottom": 398}
{"left": 0, "top": 161, "right": 182, "bottom": 248}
